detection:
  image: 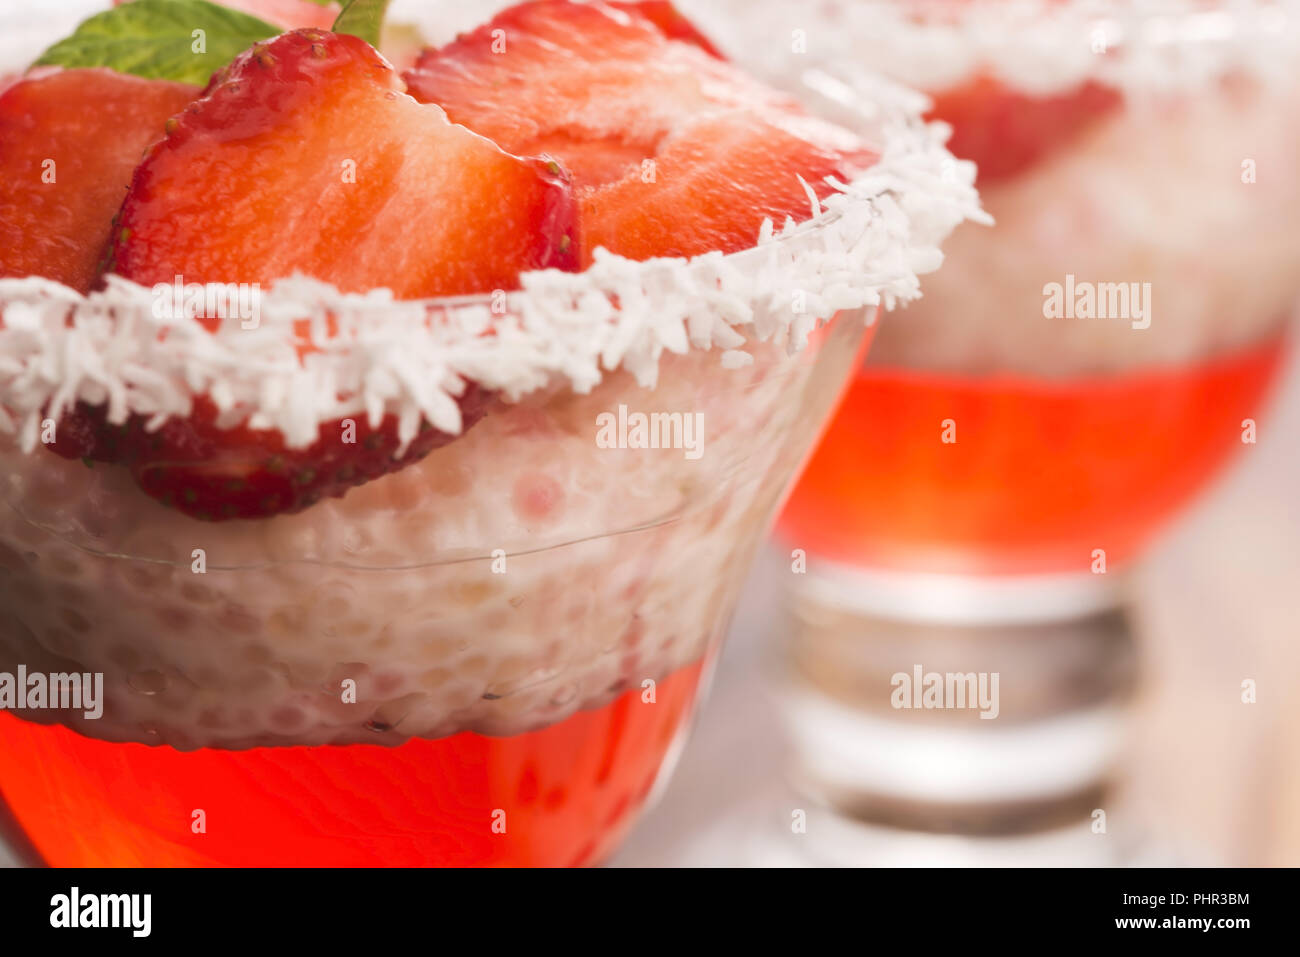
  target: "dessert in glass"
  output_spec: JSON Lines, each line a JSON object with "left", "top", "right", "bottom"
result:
{"left": 0, "top": 0, "right": 979, "bottom": 865}
{"left": 696, "top": 0, "right": 1300, "bottom": 836}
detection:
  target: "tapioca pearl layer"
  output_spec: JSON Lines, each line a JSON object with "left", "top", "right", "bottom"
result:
{"left": 1, "top": 325, "right": 811, "bottom": 570}
{"left": 870, "top": 76, "right": 1300, "bottom": 378}
{"left": 0, "top": 311, "right": 866, "bottom": 749}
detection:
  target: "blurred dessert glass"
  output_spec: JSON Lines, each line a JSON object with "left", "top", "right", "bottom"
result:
{"left": 690, "top": 0, "right": 1300, "bottom": 835}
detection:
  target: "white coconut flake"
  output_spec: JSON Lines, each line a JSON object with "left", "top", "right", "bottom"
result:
{"left": 0, "top": 70, "right": 985, "bottom": 454}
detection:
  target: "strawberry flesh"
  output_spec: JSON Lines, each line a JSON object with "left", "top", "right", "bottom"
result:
{"left": 110, "top": 29, "right": 579, "bottom": 296}
{"left": 405, "top": 0, "right": 875, "bottom": 263}
{"left": 582, "top": 110, "right": 864, "bottom": 262}
{"left": 0, "top": 68, "right": 196, "bottom": 292}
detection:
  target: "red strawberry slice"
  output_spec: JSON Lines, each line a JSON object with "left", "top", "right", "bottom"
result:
{"left": 0, "top": 68, "right": 196, "bottom": 292}
{"left": 582, "top": 110, "right": 866, "bottom": 262}
{"left": 112, "top": 0, "right": 339, "bottom": 30}
{"left": 110, "top": 28, "right": 579, "bottom": 297}
{"left": 927, "top": 73, "right": 1123, "bottom": 183}
{"left": 49, "top": 389, "right": 493, "bottom": 522}
{"left": 404, "top": 0, "right": 875, "bottom": 263}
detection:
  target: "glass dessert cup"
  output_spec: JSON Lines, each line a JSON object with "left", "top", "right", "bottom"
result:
{"left": 0, "top": 82, "right": 978, "bottom": 866}
{"left": 703, "top": 0, "right": 1300, "bottom": 843}
{"left": 0, "top": 302, "right": 871, "bottom": 867}
{"left": 0, "top": 0, "right": 982, "bottom": 869}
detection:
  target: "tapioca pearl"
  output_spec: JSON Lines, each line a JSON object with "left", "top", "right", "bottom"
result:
{"left": 482, "top": 658, "right": 540, "bottom": 699}
{"left": 369, "top": 670, "right": 410, "bottom": 697}
{"left": 274, "top": 658, "right": 328, "bottom": 690}
{"left": 547, "top": 682, "right": 580, "bottom": 709}
{"left": 407, "top": 627, "right": 462, "bottom": 662}
{"left": 427, "top": 462, "right": 473, "bottom": 497}
{"left": 38, "top": 626, "right": 79, "bottom": 660}
{"left": 57, "top": 606, "right": 92, "bottom": 635}
{"left": 361, "top": 621, "right": 390, "bottom": 650}
{"left": 456, "top": 654, "right": 491, "bottom": 683}
{"left": 105, "top": 642, "right": 143, "bottom": 671}
{"left": 190, "top": 663, "right": 234, "bottom": 691}
{"left": 269, "top": 705, "right": 307, "bottom": 732}
{"left": 178, "top": 581, "right": 218, "bottom": 605}
{"left": 217, "top": 603, "right": 263, "bottom": 636}
{"left": 0, "top": 541, "right": 30, "bottom": 573}
{"left": 240, "top": 643, "right": 274, "bottom": 667}
{"left": 318, "top": 591, "right": 352, "bottom": 621}
{"left": 476, "top": 607, "right": 510, "bottom": 633}
{"left": 267, "top": 606, "right": 307, "bottom": 641}
{"left": 196, "top": 707, "right": 229, "bottom": 729}
{"left": 153, "top": 604, "right": 195, "bottom": 633}
{"left": 122, "top": 561, "right": 168, "bottom": 591}
{"left": 126, "top": 669, "right": 169, "bottom": 696}
{"left": 512, "top": 472, "right": 565, "bottom": 524}
{"left": 420, "top": 667, "right": 453, "bottom": 691}
{"left": 366, "top": 692, "right": 427, "bottom": 731}
{"left": 448, "top": 578, "right": 503, "bottom": 610}
{"left": 378, "top": 467, "right": 437, "bottom": 511}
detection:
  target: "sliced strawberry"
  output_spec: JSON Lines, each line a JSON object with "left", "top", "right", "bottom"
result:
{"left": 582, "top": 110, "right": 865, "bottom": 261}
{"left": 110, "top": 28, "right": 579, "bottom": 297}
{"left": 405, "top": 0, "right": 875, "bottom": 263}
{"left": 0, "top": 68, "right": 196, "bottom": 292}
{"left": 608, "top": 1, "right": 724, "bottom": 57}
{"left": 112, "top": 0, "right": 339, "bottom": 30}
{"left": 49, "top": 389, "right": 493, "bottom": 522}
{"left": 927, "top": 73, "right": 1123, "bottom": 183}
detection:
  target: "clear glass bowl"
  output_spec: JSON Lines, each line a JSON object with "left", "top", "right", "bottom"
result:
{"left": 0, "top": 303, "right": 871, "bottom": 865}
{"left": 741, "top": 0, "right": 1300, "bottom": 841}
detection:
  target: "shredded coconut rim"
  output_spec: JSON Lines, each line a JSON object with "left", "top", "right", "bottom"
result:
{"left": 0, "top": 72, "right": 986, "bottom": 453}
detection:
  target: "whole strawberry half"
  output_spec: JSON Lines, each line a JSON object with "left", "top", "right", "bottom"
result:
{"left": 47, "top": 29, "right": 580, "bottom": 522}
{"left": 404, "top": 0, "right": 875, "bottom": 264}
{"left": 0, "top": 68, "right": 196, "bottom": 292}
{"left": 927, "top": 74, "right": 1123, "bottom": 183}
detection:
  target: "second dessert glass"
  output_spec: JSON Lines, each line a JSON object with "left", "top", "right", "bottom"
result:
{"left": 698, "top": 0, "right": 1300, "bottom": 844}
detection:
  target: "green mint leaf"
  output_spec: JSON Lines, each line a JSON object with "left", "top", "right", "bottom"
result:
{"left": 332, "top": 0, "right": 392, "bottom": 49}
{"left": 33, "top": 0, "right": 280, "bottom": 86}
